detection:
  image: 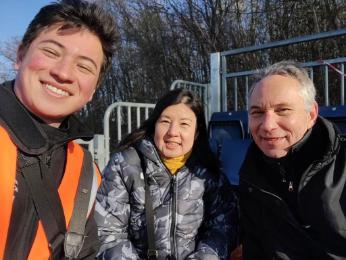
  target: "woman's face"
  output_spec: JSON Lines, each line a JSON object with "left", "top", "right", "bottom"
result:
{"left": 154, "top": 103, "right": 197, "bottom": 158}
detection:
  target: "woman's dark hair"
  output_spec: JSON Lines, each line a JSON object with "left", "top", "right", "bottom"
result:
{"left": 18, "top": 0, "right": 119, "bottom": 84}
{"left": 118, "top": 88, "right": 219, "bottom": 174}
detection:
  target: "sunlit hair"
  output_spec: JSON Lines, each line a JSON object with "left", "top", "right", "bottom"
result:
{"left": 249, "top": 60, "right": 316, "bottom": 111}
{"left": 18, "top": 0, "right": 119, "bottom": 84}
{"left": 118, "top": 88, "right": 219, "bottom": 174}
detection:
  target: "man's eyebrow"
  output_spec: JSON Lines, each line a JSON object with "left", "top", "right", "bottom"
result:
{"left": 273, "top": 102, "right": 292, "bottom": 108}
{"left": 39, "top": 39, "right": 99, "bottom": 70}
{"left": 250, "top": 102, "right": 292, "bottom": 110}
{"left": 249, "top": 105, "right": 261, "bottom": 110}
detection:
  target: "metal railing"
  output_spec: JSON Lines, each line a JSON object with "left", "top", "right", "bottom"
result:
{"left": 103, "top": 101, "right": 155, "bottom": 164}
{"left": 170, "top": 79, "right": 210, "bottom": 120}
{"left": 85, "top": 30, "right": 346, "bottom": 171}
{"left": 77, "top": 135, "right": 106, "bottom": 170}
{"left": 210, "top": 29, "right": 346, "bottom": 113}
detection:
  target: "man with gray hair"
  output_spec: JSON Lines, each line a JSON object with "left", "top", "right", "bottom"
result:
{"left": 239, "top": 60, "right": 346, "bottom": 259}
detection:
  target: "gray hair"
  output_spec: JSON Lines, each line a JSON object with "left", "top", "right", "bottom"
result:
{"left": 249, "top": 60, "right": 316, "bottom": 111}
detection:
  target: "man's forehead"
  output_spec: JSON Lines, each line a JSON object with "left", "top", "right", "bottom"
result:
{"left": 250, "top": 77, "right": 303, "bottom": 106}
{"left": 254, "top": 75, "right": 300, "bottom": 94}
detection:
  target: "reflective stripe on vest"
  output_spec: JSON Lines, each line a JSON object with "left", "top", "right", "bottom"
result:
{"left": 0, "top": 127, "right": 100, "bottom": 259}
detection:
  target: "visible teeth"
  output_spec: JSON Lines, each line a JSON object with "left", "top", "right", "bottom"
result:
{"left": 45, "top": 84, "right": 69, "bottom": 96}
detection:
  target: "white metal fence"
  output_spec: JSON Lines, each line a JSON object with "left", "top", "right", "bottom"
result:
{"left": 103, "top": 102, "right": 155, "bottom": 166}
{"left": 170, "top": 79, "right": 210, "bottom": 120}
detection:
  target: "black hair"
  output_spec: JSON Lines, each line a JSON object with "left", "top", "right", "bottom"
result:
{"left": 118, "top": 88, "right": 220, "bottom": 174}
{"left": 18, "top": 0, "right": 119, "bottom": 83}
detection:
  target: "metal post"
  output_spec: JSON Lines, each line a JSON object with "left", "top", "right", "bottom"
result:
{"left": 341, "top": 63, "right": 345, "bottom": 105}
{"left": 245, "top": 76, "right": 249, "bottom": 110}
{"left": 127, "top": 106, "right": 131, "bottom": 133}
{"left": 324, "top": 65, "right": 329, "bottom": 106}
{"left": 136, "top": 107, "right": 141, "bottom": 128}
{"left": 210, "top": 52, "right": 221, "bottom": 116}
{"left": 221, "top": 55, "right": 228, "bottom": 112}
{"left": 233, "top": 77, "right": 238, "bottom": 111}
{"left": 117, "top": 106, "right": 122, "bottom": 143}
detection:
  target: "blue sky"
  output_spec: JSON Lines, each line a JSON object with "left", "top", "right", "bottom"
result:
{"left": 0, "top": 0, "right": 52, "bottom": 71}
{"left": 0, "top": 0, "right": 52, "bottom": 43}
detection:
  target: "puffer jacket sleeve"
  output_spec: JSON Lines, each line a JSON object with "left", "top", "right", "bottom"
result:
{"left": 186, "top": 172, "right": 238, "bottom": 260}
{"left": 94, "top": 152, "right": 140, "bottom": 260}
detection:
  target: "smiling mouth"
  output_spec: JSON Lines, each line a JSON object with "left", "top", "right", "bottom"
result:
{"left": 165, "top": 141, "right": 181, "bottom": 147}
{"left": 262, "top": 137, "right": 284, "bottom": 143}
{"left": 44, "top": 83, "right": 70, "bottom": 97}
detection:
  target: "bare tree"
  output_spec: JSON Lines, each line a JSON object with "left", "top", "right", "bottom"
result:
{"left": 0, "top": 37, "right": 19, "bottom": 83}
{"left": 77, "top": 0, "right": 345, "bottom": 132}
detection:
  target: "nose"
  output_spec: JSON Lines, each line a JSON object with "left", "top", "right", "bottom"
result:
{"left": 260, "top": 111, "right": 278, "bottom": 132}
{"left": 167, "top": 122, "right": 179, "bottom": 136}
{"left": 50, "top": 57, "right": 75, "bottom": 83}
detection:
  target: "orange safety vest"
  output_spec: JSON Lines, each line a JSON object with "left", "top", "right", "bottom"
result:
{"left": 0, "top": 126, "right": 100, "bottom": 260}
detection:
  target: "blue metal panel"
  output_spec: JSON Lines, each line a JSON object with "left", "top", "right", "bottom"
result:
{"left": 319, "top": 106, "right": 346, "bottom": 135}
{"left": 209, "top": 111, "right": 249, "bottom": 139}
{"left": 220, "top": 139, "right": 252, "bottom": 185}
{"left": 319, "top": 105, "right": 346, "bottom": 118}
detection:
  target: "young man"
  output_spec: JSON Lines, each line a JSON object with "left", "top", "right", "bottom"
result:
{"left": 239, "top": 61, "right": 346, "bottom": 259}
{"left": 0, "top": 0, "right": 118, "bottom": 259}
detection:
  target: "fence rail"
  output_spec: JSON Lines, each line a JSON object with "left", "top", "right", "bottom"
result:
{"left": 210, "top": 29, "right": 346, "bottom": 112}
{"left": 170, "top": 79, "right": 210, "bottom": 119}
{"left": 82, "top": 30, "right": 346, "bottom": 172}
{"left": 103, "top": 102, "right": 155, "bottom": 164}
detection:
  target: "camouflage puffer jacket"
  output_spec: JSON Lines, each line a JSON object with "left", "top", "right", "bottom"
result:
{"left": 95, "top": 139, "right": 238, "bottom": 260}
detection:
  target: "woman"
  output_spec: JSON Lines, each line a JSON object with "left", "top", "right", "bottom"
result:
{"left": 95, "top": 89, "right": 238, "bottom": 259}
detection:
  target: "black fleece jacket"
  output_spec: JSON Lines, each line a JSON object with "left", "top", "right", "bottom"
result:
{"left": 240, "top": 117, "right": 346, "bottom": 260}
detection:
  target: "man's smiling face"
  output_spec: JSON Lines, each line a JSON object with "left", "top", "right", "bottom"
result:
{"left": 249, "top": 74, "right": 318, "bottom": 158}
{"left": 14, "top": 23, "right": 104, "bottom": 127}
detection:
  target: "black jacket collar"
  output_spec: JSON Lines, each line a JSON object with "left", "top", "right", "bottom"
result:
{"left": 240, "top": 116, "right": 340, "bottom": 189}
{"left": 0, "top": 80, "right": 93, "bottom": 155}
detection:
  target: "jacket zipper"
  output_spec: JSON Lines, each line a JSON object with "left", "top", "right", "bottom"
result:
{"left": 282, "top": 176, "right": 294, "bottom": 192}
{"left": 242, "top": 179, "right": 300, "bottom": 229}
{"left": 242, "top": 177, "right": 329, "bottom": 245}
{"left": 279, "top": 162, "right": 294, "bottom": 192}
{"left": 170, "top": 175, "right": 177, "bottom": 259}
{"left": 243, "top": 179, "right": 283, "bottom": 201}
{"left": 288, "top": 181, "right": 294, "bottom": 191}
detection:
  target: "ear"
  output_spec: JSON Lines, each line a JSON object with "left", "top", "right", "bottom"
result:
{"left": 15, "top": 45, "right": 24, "bottom": 70}
{"left": 308, "top": 101, "right": 318, "bottom": 128}
{"left": 88, "top": 88, "right": 96, "bottom": 102}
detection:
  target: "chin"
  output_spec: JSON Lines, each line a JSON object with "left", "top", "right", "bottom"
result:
{"left": 264, "top": 150, "right": 287, "bottom": 158}
{"left": 163, "top": 152, "right": 182, "bottom": 158}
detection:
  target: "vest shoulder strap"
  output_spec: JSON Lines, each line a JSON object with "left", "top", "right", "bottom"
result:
{"left": 0, "top": 125, "right": 99, "bottom": 260}
{"left": 64, "top": 145, "right": 94, "bottom": 258}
